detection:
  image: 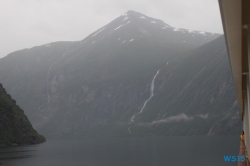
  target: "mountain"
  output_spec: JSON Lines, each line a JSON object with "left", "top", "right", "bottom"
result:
{"left": 0, "top": 10, "right": 237, "bottom": 138}
{"left": 0, "top": 83, "right": 45, "bottom": 145}
{"left": 128, "top": 35, "right": 241, "bottom": 136}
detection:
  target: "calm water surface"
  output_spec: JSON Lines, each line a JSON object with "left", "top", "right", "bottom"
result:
{"left": 0, "top": 136, "right": 239, "bottom": 166}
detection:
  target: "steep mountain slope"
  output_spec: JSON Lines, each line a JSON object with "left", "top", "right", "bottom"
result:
{"left": 128, "top": 36, "right": 241, "bottom": 136}
{"left": 0, "top": 83, "right": 45, "bottom": 145}
{"left": 0, "top": 11, "right": 226, "bottom": 138}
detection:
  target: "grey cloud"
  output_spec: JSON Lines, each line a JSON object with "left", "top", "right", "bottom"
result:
{"left": 151, "top": 113, "right": 194, "bottom": 125}
{"left": 197, "top": 113, "right": 209, "bottom": 119}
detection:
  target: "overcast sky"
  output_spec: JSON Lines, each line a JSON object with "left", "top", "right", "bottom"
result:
{"left": 0, "top": 0, "right": 223, "bottom": 58}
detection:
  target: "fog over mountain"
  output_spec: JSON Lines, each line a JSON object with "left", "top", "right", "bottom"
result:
{"left": 0, "top": 11, "right": 240, "bottom": 138}
{"left": 0, "top": 0, "right": 223, "bottom": 59}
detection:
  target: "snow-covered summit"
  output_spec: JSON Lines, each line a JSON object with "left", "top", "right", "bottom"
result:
{"left": 80, "top": 10, "right": 221, "bottom": 47}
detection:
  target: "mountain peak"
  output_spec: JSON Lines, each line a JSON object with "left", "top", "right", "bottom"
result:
{"left": 121, "top": 10, "right": 147, "bottom": 18}
{"left": 80, "top": 10, "right": 221, "bottom": 49}
{"left": 120, "top": 10, "right": 169, "bottom": 26}
{"left": 122, "top": 10, "right": 137, "bottom": 15}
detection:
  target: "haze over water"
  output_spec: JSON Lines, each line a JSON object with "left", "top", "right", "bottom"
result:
{"left": 0, "top": 136, "right": 239, "bottom": 166}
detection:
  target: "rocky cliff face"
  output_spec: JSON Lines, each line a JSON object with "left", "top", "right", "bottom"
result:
{"left": 0, "top": 83, "right": 45, "bottom": 145}
{"left": 0, "top": 11, "right": 240, "bottom": 138}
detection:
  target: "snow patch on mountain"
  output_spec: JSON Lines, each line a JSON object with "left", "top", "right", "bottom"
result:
{"left": 123, "top": 17, "right": 129, "bottom": 22}
{"left": 92, "top": 27, "right": 106, "bottom": 37}
{"left": 121, "top": 13, "right": 128, "bottom": 16}
{"left": 173, "top": 28, "right": 181, "bottom": 32}
{"left": 161, "top": 26, "right": 216, "bottom": 38}
{"left": 114, "top": 21, "right": 130, "bottom": 31}
{"left": 114, "top": 25, "right": 123, "bottom": 31}
{"left": 140, "top": 16, "right": 146, "bottom": 19}
{"left": 162, "top": 25, "right": 171, "bottom": 29}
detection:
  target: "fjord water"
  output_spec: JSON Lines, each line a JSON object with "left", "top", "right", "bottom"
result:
{"left": 0, "top": 136, "right": 239, "bottom": 166}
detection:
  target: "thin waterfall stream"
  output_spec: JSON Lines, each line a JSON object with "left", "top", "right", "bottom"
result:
{"left": 128, "top": 69, "right": 160, "bottom": 134}
{"left": 46, "top": 47, "right": 68, "bottom": 103}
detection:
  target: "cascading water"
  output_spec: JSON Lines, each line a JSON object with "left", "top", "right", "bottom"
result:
{"left": 46, "top": 48, "right": 68, "bottom": 103}
{"left": 47, "top": 63, "right": 53, "bottom": 102}
{"left": 207, "top": 100, "right": 237, "bottom": 135}
{"left": 128, "top": 69, "right": 160, "bottom": 133}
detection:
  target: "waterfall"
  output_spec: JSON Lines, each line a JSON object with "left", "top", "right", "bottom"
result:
{"left": 207, "top": 100, "right": 237, "bottom": 135}
{"left": 47, "top": 63, "right": 53, "bottom": 102}
{"left": 139, "top": 70, "right": 159, "bottom": 114}
{"left": 128, "top": 69, "right": 160, "bottom": 133}
{"left": 46, "top": 48, "right": 68, "bottom": 103}
{"left": 62, "top": 47, "right": 68, "bottom": 57}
